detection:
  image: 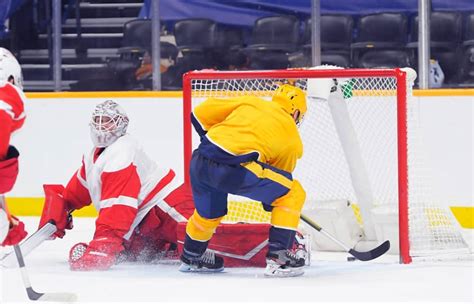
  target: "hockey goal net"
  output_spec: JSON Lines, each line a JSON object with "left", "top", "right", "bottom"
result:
{"left": 182, "top": 68, "right": 470, "bottom": 264}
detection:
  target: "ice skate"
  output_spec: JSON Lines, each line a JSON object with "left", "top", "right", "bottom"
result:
{"left": 179, "top": 249, "right": 224, "bottom": 273}
{"left": 264, "top": 249, "right": 305, "bottom": 278}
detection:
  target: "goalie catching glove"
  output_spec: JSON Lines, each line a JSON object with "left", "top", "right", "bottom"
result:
{"left": 38, "top": 184, "right": 73, "bottom": 239}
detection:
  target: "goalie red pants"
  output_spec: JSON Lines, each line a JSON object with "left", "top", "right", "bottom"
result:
{"left": 120, "top": 183, "right": 272, "bottom": 267}
{"left": 121, "top": 183, "right": 195, "bottom": 262}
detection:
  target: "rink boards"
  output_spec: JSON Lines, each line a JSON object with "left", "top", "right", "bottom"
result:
{"left": 4, "top": 89, "right": 473, "bottom": 229}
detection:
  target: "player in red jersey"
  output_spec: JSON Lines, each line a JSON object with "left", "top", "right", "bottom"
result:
{"left": 0, "top": 47, "right": 28, "bottom": 247}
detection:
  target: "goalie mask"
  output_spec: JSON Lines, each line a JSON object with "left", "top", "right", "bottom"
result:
{"left": 90, "top": 100, "right": 129, "bottom": 148}
{"left": 272, "top": 84, "right": 307, "bottom": 126}
{"left": 0, "top": 48, "right": 23, "bottom": 89}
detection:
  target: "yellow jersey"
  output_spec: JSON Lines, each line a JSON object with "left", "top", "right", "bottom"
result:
{"left": 191, "top": 95, "right": 303, "bottom": 173}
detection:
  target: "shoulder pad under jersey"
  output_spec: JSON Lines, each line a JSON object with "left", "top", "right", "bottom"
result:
{"left": 102, "top": 134, "right": 140, "bottom": 172}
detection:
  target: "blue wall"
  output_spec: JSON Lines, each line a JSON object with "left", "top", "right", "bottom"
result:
{"left": 140, "top": 0, "right": 474, "bottom": 26}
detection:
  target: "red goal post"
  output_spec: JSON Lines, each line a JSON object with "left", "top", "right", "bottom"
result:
{"left": 182, "top": 68, "right": 469, "bottom": 264}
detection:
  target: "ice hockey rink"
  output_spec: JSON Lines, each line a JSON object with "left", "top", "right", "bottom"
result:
{"left": 1, "top": 217, "right": 472, "bottom": 303}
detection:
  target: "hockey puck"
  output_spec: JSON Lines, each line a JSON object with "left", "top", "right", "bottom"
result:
{"left": 347, "top": 256, "right": 356, "bottom": 262}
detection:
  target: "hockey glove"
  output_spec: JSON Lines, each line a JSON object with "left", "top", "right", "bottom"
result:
{"left": 69, "top": 237, "right": 124, "bottom": 271}
{"left": 1, "top": 215, "right": 28, "bottom": 246}
{"left": 39, "top": 184, "right": 73, "bottom": 239}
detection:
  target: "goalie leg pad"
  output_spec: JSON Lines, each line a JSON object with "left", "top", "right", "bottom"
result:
{"left": 179, "top": 222, "right": 271, "bottom": 267}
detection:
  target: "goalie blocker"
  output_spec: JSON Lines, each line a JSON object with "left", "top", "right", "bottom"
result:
{"left": 177, "top": 222, "right": 309, "bottom": 267}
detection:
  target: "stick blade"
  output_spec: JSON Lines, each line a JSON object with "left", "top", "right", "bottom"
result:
{"left": 349, "top": 240, "right": 390, "bottom": 261}
{"left": 37, "top": 292, "right": 78, "bottom": 302}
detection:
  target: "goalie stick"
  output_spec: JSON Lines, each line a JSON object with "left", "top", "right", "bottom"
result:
{"left": 1, "top": 221, "right": 57, "bottom": 267}
{"left": 1, "top": 196, "right": 77, "bottom": 302}
{"left": 300, "top": 213, "right": 390, "bottom": 261}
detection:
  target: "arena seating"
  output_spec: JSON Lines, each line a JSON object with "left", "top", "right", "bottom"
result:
{"left": 244, "top": 15, "right": 300, "bottom": 69}
{"left": 408, "top": 12, "right": 463, "bottom": 83}
{"left": 213, "top": 25, "right": 246, "bottom": 70}
{"left": 86, "top": 11, "right": 474, "bottom": 88}
{"left": 302, "top": 15, "right": 353, "bottom": 67}
{"left": 119, "top": 19, "right": 152, "bottom": 57}
{"left": 1, "top": 0, "right": 471, "bottom": 90}
{"left": 351, "top": 13, "right": 411, "bottom": 69}
{"left": 459, "top": 12, "right": 474, "bottom": 84}
{"left": 174, "top": 19, "right": 216, "bottom": 56}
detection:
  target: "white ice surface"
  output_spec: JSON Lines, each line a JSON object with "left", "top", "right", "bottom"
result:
{"left": 1, "top": 217, "right": 473, "bottom": 304}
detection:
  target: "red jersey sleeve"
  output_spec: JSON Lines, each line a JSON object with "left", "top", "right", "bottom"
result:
{"left": 63, "top": 159, "right": 92, "bottom": 210}
{"left": 0, "top": 82, "right": 26, "bottom": 135}
{"left": 0, "top": 111, "right": 13, "bottom": 160}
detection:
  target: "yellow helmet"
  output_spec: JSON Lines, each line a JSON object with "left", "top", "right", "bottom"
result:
{"left": 272, "top": 84, "right": 307, "bottom": 125}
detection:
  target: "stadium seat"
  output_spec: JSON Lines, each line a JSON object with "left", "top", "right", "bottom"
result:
{"left": 351, "top": 13, "right": 410, "bottom": 68}
{"left": 173, "top": 18, "right": 217, "bottom": 69}
{"left": 99, "top": 19, "right": 180, "bottom": 91}
{"left": 301, "top": 15, "right": 353, "bottom": 67}
{"left": 118, "top": 19, "right": 152, "bottom": 58}
{"left": 460, "top": 13, "right": 474, "bottom": 83}
{"left": 118, "top": 19, "right": 178, "bottom": 60}
{"left": 463, "top": 13, "right": 474, "bottom": 46}
{"left": 173, "top": 18, "right": 217, "bottom": 55}
{"left": 213, "top": 25, "right": 246, "bottom": 69}
{"left": 408, "top": 12, "right": 463, "bottom": 83}
{"left": 357, "top": 50, "right": 411, "bottom": 69}
{"left": 245, "top": 15, "right": 300, "bottom": 69}
{"left": 408, "top": 12, "right": 462, "bottom": 50}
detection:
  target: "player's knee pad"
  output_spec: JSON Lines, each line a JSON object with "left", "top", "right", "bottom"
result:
{"left": 270, "top": 180, "right": 306, "bottom": 230}
{"left": 185, "top": 210, "right": 223, "bottom": 242}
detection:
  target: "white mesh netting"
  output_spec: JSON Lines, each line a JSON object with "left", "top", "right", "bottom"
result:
{"left": 188, "top": 69, "right": 470, "bottom": 260}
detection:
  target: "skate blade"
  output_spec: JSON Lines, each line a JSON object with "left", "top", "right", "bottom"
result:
{"left": 178, "top": 263, "right": 224, "bottom": 273}
{"left": 264, "top": 266, "right": 304, "bottom": 278}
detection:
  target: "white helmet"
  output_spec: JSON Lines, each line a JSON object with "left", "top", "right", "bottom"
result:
{"left": 89, "top": 100, "right": 129, "bottom": 148}
{"left": 0, "top": 48, "right": 23, "bottom": 89}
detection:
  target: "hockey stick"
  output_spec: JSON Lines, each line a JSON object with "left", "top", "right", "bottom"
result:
{"left": 0, "top": 195, "right": 77, "bottom": 301}
{"left": 300, "top": 213, "right": 390, "bottom": 261}
{"left": 1, "top": 221, "right": 57, "bottom": 267}
{"left": 13, "top": 245, "right": 77, "bottom": 302}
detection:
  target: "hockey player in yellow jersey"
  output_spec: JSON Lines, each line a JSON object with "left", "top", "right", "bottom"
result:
{"left": 180, "top": 84, "right": 308, "bottom": 277}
